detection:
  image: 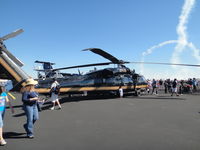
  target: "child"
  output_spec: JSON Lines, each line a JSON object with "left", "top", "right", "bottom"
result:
{"left": 0, "top": 86, "right": 14, "bottom": 146}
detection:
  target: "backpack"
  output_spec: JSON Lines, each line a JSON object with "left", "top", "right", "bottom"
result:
{"left": 50, "top": 85, "right": 60, "bottom": 95}
{"left": 54, "top": 85, "right": 60, "bottom": 94}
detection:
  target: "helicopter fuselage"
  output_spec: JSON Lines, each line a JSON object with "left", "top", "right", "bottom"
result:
{"left": 35, "top": 68, "right": 147, "bottom": 96}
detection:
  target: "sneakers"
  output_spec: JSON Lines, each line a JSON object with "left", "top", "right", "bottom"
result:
{"left": 50, "top": 107, "right": 62, "bottom": 110}
{"left": 0, "top": 139, "right": 7, "bottom": 146}
{"left": 27, "top": 135, "right": 34, "bottom": 139}
{"left": 50, "top": 107, "right": 55, "bottom": 110}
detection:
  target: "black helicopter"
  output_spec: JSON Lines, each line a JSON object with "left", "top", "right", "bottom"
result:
{"left": 34, "top": 48, "right": 148, "bottom": 96}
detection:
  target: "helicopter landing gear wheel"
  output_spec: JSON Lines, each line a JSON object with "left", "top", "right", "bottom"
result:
{"left": 134, "top": 89, "right": 141, "bottom": 96}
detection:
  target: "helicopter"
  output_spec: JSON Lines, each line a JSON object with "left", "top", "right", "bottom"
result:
{"left": 1, "top": 29, "right": 200, "bottom": 97}
{"left": 33, "top": 48, "right": 148, "bottom": 96}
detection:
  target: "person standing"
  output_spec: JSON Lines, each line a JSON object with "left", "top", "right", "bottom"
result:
{"left": 164, "top": 80, "right": 168, "bottom": 94}
{"left": 21, "top": 78, "right": 40, "bottom": 139}
{"left": 188, "top": 78, "right": 193, "bottom": 94}
{"left": 167, "top": 79, "right": 172, "bottom": 93}
{"left": 151, "top": 79, "right": 158, "bottom": 95}
{"left": 192, "top": 78, "right": 197, "bottom": 92}
{"left": 171, "top": 79, "right": 179, "bottom": 96}
{"left": 50, "top": 78, "right": 61, "bottom": 110}
{"left": 0, "top": 86, "right": 14, "bottom": 145}
{"left": 119, "top": 86, "right": 123, "bottom": 98}
{"left": 179, "top": 80, "right": 184, "bottom": 95}
{"left": 147, "top": 79, "right": 152, "bottom": 94}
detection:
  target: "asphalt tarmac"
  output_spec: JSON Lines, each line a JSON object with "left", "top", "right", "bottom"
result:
{"left": 1, "top": 92, "right": 200, "bottom": 150}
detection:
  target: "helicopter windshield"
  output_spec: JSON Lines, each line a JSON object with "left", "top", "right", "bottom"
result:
{"left": 138, "top": 75, "right": 147, "bottom": 83}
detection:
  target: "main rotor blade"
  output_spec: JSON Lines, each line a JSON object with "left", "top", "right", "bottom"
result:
{"left": 83, "top": 48, "right": 123, "bottom": 64}
{"left": 1, "top": 46, "right": 24, "bottom": 67}
{"left": 0, "top": 29, "right": 24, "bottom": 41}
{"left": 129, "top": 61, "right": 200, "bottom": 67}
{"left": 53, "top": 62, "right": 113, "bottom": 71}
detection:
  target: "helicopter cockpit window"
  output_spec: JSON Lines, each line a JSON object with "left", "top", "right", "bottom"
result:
{"left": 138, "top": 76, "right": 146, "bottom": 83}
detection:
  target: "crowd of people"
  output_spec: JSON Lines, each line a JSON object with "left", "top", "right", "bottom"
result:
{"left": 146, "top": 78, "right": 199, "bottom": 96}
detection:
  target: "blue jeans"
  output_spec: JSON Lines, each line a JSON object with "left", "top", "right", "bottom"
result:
{"left": 0, "top": 110, "right": 5, "bottom": 128}
{"left": 23, "top": 104, "right": 39, "bottom": 136}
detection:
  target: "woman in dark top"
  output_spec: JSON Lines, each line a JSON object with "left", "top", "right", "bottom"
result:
{"left": 21, "top": 78, "right": 39, "bottom": 139}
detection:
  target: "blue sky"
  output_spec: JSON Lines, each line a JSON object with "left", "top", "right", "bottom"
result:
{"left": 1, "top": 0, "right": 200, "bottom": 79}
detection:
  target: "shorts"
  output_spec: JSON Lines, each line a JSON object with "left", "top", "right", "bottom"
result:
{"left": 172, "top": 88, "right": 177, "bottom": 93}
{"left": 0, "top": 110, "right": 5, "bottom": 128}
{"left": 50, "top": 93, "right": 58, "bottom": 102}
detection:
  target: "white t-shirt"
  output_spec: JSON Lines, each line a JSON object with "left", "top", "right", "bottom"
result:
{"left": 50, "top": 81, "right": 59, "bottom": 101}
{"left": 119, "top": 88, "right": 123, "bottom": 97}
{"left": 51, "top": 81, "right": 59, "bottom": 89}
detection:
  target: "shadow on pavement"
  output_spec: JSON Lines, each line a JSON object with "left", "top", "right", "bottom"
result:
{"left": 131, "top": 95, "right": 186, "bottom": 100}
{"left": 13, "top": 113, "right": 26, "bottom": 117}
{"left": 3, "top": 132, "right": 27, "bottom": 139}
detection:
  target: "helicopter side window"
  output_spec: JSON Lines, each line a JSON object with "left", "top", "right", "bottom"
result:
{"left": 122, "top": 77, "right": 133, "bottom": 85}
{"left": 81, "top": 79, "right": 94, "bottom": 86}
{"left": 105, "top": 78, "right": 113, "bottom": 85}
{"left": 105, "top": 77, "right": 121, "bottom": 86}
{"left": 94, "top": 78, "right": 103, "bottom": 85}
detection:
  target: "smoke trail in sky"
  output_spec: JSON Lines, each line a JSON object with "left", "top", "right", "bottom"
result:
{"left": 142, "top": 40, "right": 178, "bottom": 56}
{"left": 187, "top": 42, "right": 200, "bottom": 61}
{"left": 140, "top": 0, "right": 200, "bottom": 79}
{"left": 140, "top": 40, "right": 178, "bottom": 75}
{"left": 171, "top": 0, "right": 196, "bottom": 64}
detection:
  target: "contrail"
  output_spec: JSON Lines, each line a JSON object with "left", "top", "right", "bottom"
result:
{"left": 142, "top": 40, "right": 178, "bottom": 56}
{"left": 140, "top": 0, "right": 200, "bottom": 79}
{"left": 140, "top": 40, "right": 177, "bottom": 75}
{"left": 187, "top": 42, "right": 200, "bottom": 62}
{"left": 171, "top": 0, "right": 196, "bottom": 64}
